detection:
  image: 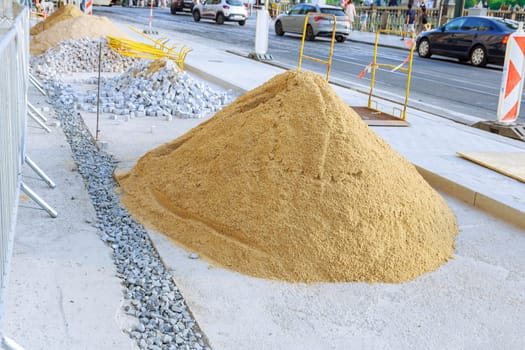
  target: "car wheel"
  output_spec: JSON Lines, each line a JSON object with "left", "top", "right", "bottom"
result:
{"left": 238, "top": 20, "right": 246, "bottom": 26}
{"left": 335, "top": 35, "right": 346, "bottom": 43}
{"left": 305, "top": 24, "right": 315, "bottom": 41}
{"left": 275, "top": 20, "right": 284, "bottom": 36}
{"left": 193, "top": 10, "right": 200, "bottom": 22}
{"left": 216, "top": 12, "right": 225, "bottom": 25}
{"left": 470, "top": 45, "right": 487, "bottom": 67}
{"left": 417, "top": 38, "right": 431, "bottom": 58}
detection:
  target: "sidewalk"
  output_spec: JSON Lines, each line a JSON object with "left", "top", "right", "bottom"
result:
{"left": 3, "top": 20, "right": 525, "bottom": 350}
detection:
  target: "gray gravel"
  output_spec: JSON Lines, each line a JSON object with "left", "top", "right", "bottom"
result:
{"left": 44, "top": 79, "right": 211, "bottom": 350}
{"left": 75, "top": 59, "right": 234, "bottom": 119}
{"left": 30, "top": 37, "right": 139, "bottom": 80}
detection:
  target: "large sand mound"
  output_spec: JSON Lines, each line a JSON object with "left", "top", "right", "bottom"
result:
{"left": 117, "top": 70, "right": 458, "bottom": 283}
{"left": 30, "top": 15, "right": 129, "bottom": 56}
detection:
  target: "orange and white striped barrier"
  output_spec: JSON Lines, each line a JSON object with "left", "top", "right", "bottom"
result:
{"left": 496, "top": 23, "right": 525, "bottom": 124}
{"left": 85, "top": 0, "right": 93, "bottom": 15}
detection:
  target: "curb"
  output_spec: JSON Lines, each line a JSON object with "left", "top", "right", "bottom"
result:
{"left": 416, "top": 166, "right": 525, "bottom": 230}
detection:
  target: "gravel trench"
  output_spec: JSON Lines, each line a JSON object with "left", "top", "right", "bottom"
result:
{"left": 45, "top": 80, "right": 211, "bottom": 350}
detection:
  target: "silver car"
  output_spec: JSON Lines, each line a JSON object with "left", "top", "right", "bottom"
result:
{"left": 192, "top": 0, "right": 248, "bottom": 26}
{"left": 274, "top": 4, "right": 350, "bottom": 43}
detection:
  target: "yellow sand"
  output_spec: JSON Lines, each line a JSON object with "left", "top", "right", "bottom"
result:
{"left": 117, "top": 70, "right": 458, "bottom": 283}
{"left": 30, "top": 15, "right": 129, "bottom": 56}
{"left": 30, "top": 4, "right": 84, "bottom": 36}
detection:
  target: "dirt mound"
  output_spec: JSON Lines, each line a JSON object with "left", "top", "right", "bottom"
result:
{"left": 30, "top": 4, "right": 84, "bottom": 36}
{"left": 117, "top": 70, "right": 458, "bottom": 283}
{"left": 30, "top": 15, "right": 129, "bottom": 56}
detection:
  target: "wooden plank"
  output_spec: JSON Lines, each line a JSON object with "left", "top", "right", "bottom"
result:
{"left": 457, "top": 151, "right": 525, "bottom": 183}
{"left": 351, "top": 106, "right": 410, "bottom": 127}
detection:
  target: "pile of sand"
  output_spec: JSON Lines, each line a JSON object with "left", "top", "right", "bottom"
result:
{"left": 117, "top": 70, "right": 458, "bottom": 283}
{"left": 30, "top": 14, "right": 129, "bottom": 56}
{"left": 30, "top": 5, "right": 84, "bottom": 36}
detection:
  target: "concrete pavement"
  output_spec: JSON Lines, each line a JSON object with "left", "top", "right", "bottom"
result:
{"left": 3, "top": 16, "right": 525, "bottom": 350}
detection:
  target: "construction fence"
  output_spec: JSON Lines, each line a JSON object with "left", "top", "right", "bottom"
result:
{"left": 0, "top": 0, "right": 28, "bottom": 336}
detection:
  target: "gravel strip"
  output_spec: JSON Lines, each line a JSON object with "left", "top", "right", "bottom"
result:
{"left": 44, "top": 80, "right": 211, "bottom": 350}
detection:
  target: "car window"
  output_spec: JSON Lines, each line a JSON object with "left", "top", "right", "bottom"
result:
{"left": 477, "top": 19, "right": 494, "bottom": 31}
{"left": 444, "top": 18, "right": 467, "bottom": 31}
{"left": 462, "top": 18, "right": 478, "bottom": 31}
{"left": 226, "top": 0, "right": 242, "bottom": 5}
{"left": 304, "top": 5, "right": 316, "bottom": 14}
{"left": 494, "top": 18, "right": 519, "bottom": 30}
{"left": 320, "top": 8, "right": 345, "bottom": 15}
{"left": 462, "top": 18, "right": 492, "bottom": 31}
{"left": 290, "top": 4, "right": 303, "bottom": 14}
{"left": 210, "top": 0, "right": 220, "bottom": 4}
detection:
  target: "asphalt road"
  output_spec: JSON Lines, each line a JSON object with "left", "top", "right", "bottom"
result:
{"left": 95, "top": 5, "right": 525, "bottom": 124}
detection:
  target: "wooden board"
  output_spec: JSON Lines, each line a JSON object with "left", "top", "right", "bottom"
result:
{"left": 351, "top": 106, "right": 410, "bottom": 127}
{"left": 457, "top": 152, "right": 525, "bottom": 183}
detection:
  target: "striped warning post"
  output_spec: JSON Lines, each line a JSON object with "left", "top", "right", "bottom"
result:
{"left": 85, "top": 0, "right": 93, "bottom": 15}
{"left": 496, "top": 23, "right": 525, "bottom": 124}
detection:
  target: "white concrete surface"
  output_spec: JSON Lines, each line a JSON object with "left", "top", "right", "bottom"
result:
{"left": 148, "top": 196, "right": 525, "bottom": 349}
{"left": 3, "top": 87, "right": 136, "bottom": 350}
{"left": 3, "top": 15, "right": 525, "bottom": 350}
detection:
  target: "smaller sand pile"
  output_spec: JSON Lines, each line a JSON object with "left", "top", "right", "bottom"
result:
{"left": 117, "top": 70, "right": 458, "bottom": 284}
{"left": 30, "top": 4, "right": 84, "bottom": 36}
{"left": 30, "top": 37, "right": 138, "bottom": 80}
{"left": 30, "top": 15, "right": 129, "bottom": 56}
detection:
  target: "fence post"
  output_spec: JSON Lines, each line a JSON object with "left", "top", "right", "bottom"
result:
{"left": 0, "top": 4, "right": 29, "bottom": 349}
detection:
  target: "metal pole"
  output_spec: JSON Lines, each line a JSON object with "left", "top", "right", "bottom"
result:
{"left": 402, "top": 33, "right": 416, "bottom": 120}
{"left": 28, "top": 75, "right": 46, "bottom": 96}
{"left": 27, "top": 110, "right": 51, "bottom": 133}
{"left": 20, "top": 182, "right": 58, "bottom": 218}
{"left": 368, "top": 30, "right": 380, "bottom": 109}
{"left": 297, "top": 14, "right": 309, "bottom": 71}
{"left": 149, "top": 0, "right": 154, "bottom": 32}
{"left": 95, "top": 41, "right": 101, "bottom": 141}
{"left": 1, "top": 335, "right": 25, "bottom": 350}
{"left": 27, "top": 102, "right": 47, "bottom": 122}
{"left": 24, "top": 155, "right": 56, "bottom": 188}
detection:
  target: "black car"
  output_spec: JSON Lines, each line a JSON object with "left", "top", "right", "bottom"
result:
{"left": 171, "top": 0, "right": 195, "bottom": 14}
{"left": 416, "top": 16, "right": 519, "bottom": 67}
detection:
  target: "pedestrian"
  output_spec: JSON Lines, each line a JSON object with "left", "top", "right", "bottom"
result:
{"left": 401, "top": 3, "right": 415, "bottom": 40}
{"left": 417, "top": 3, "right": 428, "bottom": 33}
{"left": 359, "top": 11, "right": 368, "bottom": 31}
{"left": 344, "top": 0, "right": 358, "bottom": 31}
{"left": 419, "top": 0, "right": 426, "bottom": 12}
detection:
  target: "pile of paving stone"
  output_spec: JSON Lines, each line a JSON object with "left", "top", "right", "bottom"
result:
{"left": 31, "top": 37, "right": 235, "bottom": 120}
{"left": 30, "top": 37, "right": 138, "bottom": 80}
{"left": 75, "top": 58, "right": 234, "bottom": 119}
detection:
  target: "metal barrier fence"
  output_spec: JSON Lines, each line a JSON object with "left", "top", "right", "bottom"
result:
{"left": 0, "top": 2, "right": 28, "bottom": 347}
{"left": 275, "top": 4, "right": 523, "bottom": 33}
